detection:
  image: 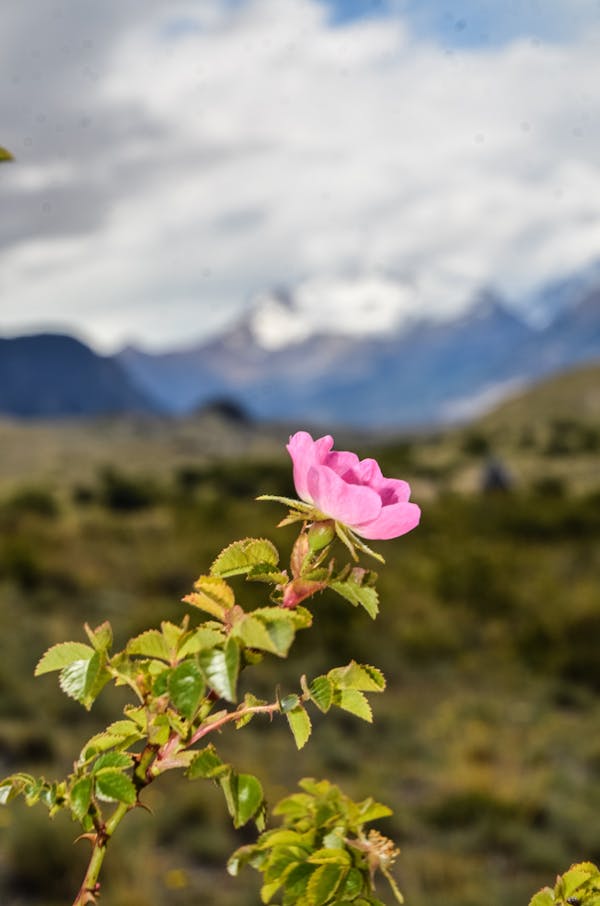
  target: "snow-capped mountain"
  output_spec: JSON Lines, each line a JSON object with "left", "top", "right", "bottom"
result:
{"left": 3, "top": 268, "right": 598, "bottom": 428}
{"left": 117, "top": 270, "right": 600, "bottom": 428}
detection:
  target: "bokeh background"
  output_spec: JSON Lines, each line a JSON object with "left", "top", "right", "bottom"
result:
{"left": 1, "top": 1, "right": 599, "bottom": 904}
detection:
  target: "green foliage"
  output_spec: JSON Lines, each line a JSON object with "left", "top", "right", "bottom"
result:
{"left": 229, "top": 778, "right": 401, "bottom": 906}
{"left": 529, "top": 862, "right": 600, "bottom": 905}
{"left": 1, "top": 433, "right": 599, "bottom": 906}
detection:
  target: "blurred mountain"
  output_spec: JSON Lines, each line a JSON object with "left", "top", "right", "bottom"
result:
{"left": 118, "top": 274, "right": 600, "bottom": 428}
{"left": 2, "top": 270, "right": 599, "bottom": 427}
{"left": 0, "top": 333, "right": 157, "bottom": 418}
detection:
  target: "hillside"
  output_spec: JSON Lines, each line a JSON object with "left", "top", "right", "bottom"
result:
{"left": 0, "top": 362, "right": 597, "bottom": 497}
{"left": 0, "top": 333, "right": 156, "bottom": 418}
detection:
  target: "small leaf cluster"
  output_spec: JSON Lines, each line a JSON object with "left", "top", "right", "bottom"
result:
{"left": 228, "top": 777, "right": 403, "bottom": 906}
{"left": 285, "top": 662, "right": 386, "bottom": 750}
{"left": 529, "top": 863, "right": 600, "bottom": 906}
{"left": 0, "top": 533, "right": 387, "bottom": 846}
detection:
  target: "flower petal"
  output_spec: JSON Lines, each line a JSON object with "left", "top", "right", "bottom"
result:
{"left": 307, "top": 464, "right": 382, "bottom": 526}
{"left": 287, "top": 432, "right": 334, "bottom": 502}
{"left": 354, "top": 502, "right": 421, "bottom": 540}
{"left": 326, "top": 449, "right": 361, "bottom": 482}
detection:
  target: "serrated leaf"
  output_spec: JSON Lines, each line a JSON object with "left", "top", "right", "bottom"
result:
{"left": 357, "top": 799, "right": 393, "bottom": 823}
{"left": 247, "top": 563, "right": 289, "bottom": 584}
{"left": 91, "top": 752, "right": 133, "bottom": 773}
{"left": 70, "top": 776, "right": 93, "bottom": 821}
{"left": 232, "top": 773, "right": 264, "bottom": 827}
{"left": 309, "top": 676, "right": 334, "bottom": 712}
{"left": 178, "top": 626, "right": 224, "bottom": 657}
{"left": 334, "top": 688, "right": 372, "bottom": 722}
{"left": 35, "top": 642, "right": 95, "bottom": 676}
{"left": 281, "top": 861, "right": 315, "bottom": 902}
{"left": 307, "top": 863, "right": 346, "bottom": 906}
{"left": 341, "top": 868, "right": 364, "bottom": 900}
{"left": 199, "top": 637, "right": 240, "bottom": 702}
{"left": 187, "top": 744, "right": 229, "bottom": 780}
{"left": 328, "top": 662, "right": 385, "bottom": 692}
{"left": 249, "top": 609, "right": 299, "bottom": 656}
{"left": 59, "top": 652, "right": 102, "bottom": 707}
{"left": 528, "top": 891, "right": 555, "bottom": 906}
{"left": 330, "top": 578, "right": 379, "bottom": 618}
{"left": 168, "top": 660, "right": 205, "bottom": 719}
{"left": 84, "top": 621, "right": 113, "bottom": 654}
{"left": 211, "top": 538, "right": 279, "bottom": 578}
{"left": 127, "top": 629, "right": 172, "bottom": 661}
{"left": 233, "top": 614, "right": 280, "bottom": 654}
{"left": 95, "top": 769, "right": 136, "bottom": 805}
{"left": 559, "top": 866, "right": 596, "bottom": 898}
{"left": 147, "top": 713, "right": 170, "bottom": 746}
{"left": 286, "top": 705, "right": 312, "bottom": 749}
{"left": 183, "top": 575, "right": 235, "bottom": 620}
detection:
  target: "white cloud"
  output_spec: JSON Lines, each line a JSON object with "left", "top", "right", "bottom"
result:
{"left": 0, "top": 0, "right": 599, "bottom": 350}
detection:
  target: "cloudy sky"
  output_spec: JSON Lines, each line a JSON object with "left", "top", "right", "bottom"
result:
{"left": 1, "top": 0, "right": 599, "bottom": 351}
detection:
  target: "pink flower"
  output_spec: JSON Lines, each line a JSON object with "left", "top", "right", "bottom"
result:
{"left": 286, "top": 431, "right": 421, "bottom": 540}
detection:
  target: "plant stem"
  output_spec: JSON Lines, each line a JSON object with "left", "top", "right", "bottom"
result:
{"left": 72, "top": 801, "right": 130, "bottom": 906}
{"left": 188, "top": 701, "right": 280, "bottom": 747}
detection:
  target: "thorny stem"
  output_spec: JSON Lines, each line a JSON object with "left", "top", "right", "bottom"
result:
{"left": 71, "top": 800, "right": 130, "bottom": 906}
{"left": 71, "top": 701, "right": 281, "bottom": 902}
{"left": 187, "top": 700, "right": 280, "bottom": 747}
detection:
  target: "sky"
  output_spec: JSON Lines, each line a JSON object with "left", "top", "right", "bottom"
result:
{"left": 1, "top": 0, "right": 599, "bottom": 352}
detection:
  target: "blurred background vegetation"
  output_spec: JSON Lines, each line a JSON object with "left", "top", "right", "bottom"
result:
{"left": 0, "top": 365, "right": 599, "bottom": 906}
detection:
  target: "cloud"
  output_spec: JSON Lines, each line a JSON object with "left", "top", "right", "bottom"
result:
{"left": 0, "top": 0, "right": 599, "bottom": 350}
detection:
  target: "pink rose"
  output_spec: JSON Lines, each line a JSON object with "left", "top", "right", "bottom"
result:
{"left": 286, "top": 431, "right": 421, "bottom": 540}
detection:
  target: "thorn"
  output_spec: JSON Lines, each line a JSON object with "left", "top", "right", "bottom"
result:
{"left": 73, "top": 833, "right": 97, "bottom": 848}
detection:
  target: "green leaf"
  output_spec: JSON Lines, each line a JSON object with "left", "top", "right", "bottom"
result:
{"left": 330, "top": 578, "right": 379, "bottom": 618}
{"left": 280, "top": 694, "right": 301, "bottom": 713}
{"left": 281, "top": 861, "right": 315, "bottom": 902}
{"left": 84, "top": 621, "right": 113, "bottom": 654}
{"left": 232, "top": 773, "right": 264, "bottom": 827}
{"left": 187, "top": 744, "right": 229, "bottom": 780}
{"left": 559, "top": 866, "right": 597, "bottom": 898}
{"left": 334, "top": 688, "right": 372, "bottom": 722}
{"left": 199, "top": 637, "right": 240, "bottom": 702}
{"left": 286, "top": 705, "right": 312, "bottom": 749}
{"left": 308, "top": 676, "right": 334, "bottom": 713}
{"left": 341, "top": 867, "right": 364, "bottom": 899}
{"left": 59, "top": 651, "right": 102, "bottom": 708}
{"left": 69, "top": 776, "right": 93, "bottom": 821}
{"left": 233, "top": 614, "right": 280, "bottom": 654}
{"left": 168, "top": 660, "right": 205, "bottom": 719}
{"left": 95, "top": 769, "right": 136, "bottom": 805}
{"left": 91, "top": 752, "right": 133, "bottom": 773}
{"left": 211, "top": 538, "right": 279, "bottom": 578}
{"left": 528, "top": 892, "right": 555, "bottom": 906}
{"left": 328, "top": 662, "right": 385, "bottom": 692}
{"left": 357, "top": 798, "right": 393, "bottom": 823}
{"left": 35, "top": 642, "right": 95, "bottom": 676}
{"left": 308, "top": 849, "right": 352, "bottom": 866}
{"left": 306, "top": 863, "right": 346, "bottom": 906}
{"left": 0, "top": 774, "right": 35, "bottom": 805}
{"left": 127, "top": 630, "right": 171, "bottom": 661}
{"left": 178, "top": 626, "right": 224, "bottom": 657}
{"left": 80, "top": 719, "right": 143, "bottom": 762}
{"left": 183, "top": 575, "right": 235, "bottom": 620}
{"left": 0, "top": 146, "right": 14, "bottom": 162}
